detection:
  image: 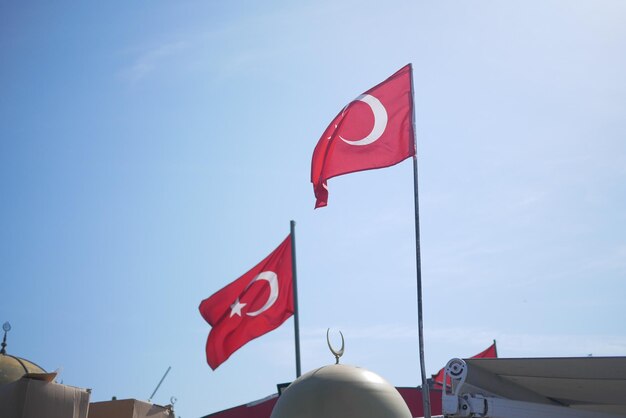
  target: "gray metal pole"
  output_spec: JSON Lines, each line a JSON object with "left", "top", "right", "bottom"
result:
{"left": 409, "top": 63, "right": 431, "bottom": 418}
{"left": 290, "top": 220, "right": 302, "bottom": 378}
{"left": 413, "top": 156, "right": 431, "bottom": 418}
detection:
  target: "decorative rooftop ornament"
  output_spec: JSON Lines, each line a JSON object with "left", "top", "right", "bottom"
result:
{"left": 326, "top": 328, "right": 344, "bottom": 364}
{"left": 1, "top": 321, "right": 11, "bottom": 355}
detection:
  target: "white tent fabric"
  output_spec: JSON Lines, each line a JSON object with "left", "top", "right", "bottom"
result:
{"left": 462, "top": 357, "right": 626, "bottom": 416}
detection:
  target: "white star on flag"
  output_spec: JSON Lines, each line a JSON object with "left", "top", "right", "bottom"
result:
{"left": 229, "top": 298, "right": 246, "bottom": 317}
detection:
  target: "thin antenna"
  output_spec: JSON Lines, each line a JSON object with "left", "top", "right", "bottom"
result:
{"left": 149, "top": 366, "right": 171, "bottom": 402}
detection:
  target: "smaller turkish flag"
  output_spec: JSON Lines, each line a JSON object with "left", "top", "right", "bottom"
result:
{"left": 199, "top": 235, "right": 293, "bottom": 370}
{"left": 311, "top": 64, "right": 415, "bottom": 208}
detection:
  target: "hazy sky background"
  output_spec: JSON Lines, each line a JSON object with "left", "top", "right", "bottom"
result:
{"left": 1, "top": 1, "right": 625, "bottom": 417}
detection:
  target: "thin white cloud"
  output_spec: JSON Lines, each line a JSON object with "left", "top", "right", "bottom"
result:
{"left": 514, "top": 191, "right": 546, "bottom": 208}
{"left": 120, "top": 40, "right": 188, "bottom": 83}
{"left": 581, "top": 245, "right": 626, "bottom": 273}
{"left": 297, "top": 324, "right": 626, "bottom": 357}
{"left": 302, "top": 324, "right": 416, "bottom": 341}
{"left": 427, "top": 325, "right": 626, "bottom": 358}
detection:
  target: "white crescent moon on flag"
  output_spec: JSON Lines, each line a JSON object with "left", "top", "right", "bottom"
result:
{"left": 245, "top": 271, "right": 279, "bottom": 317}
{"left": 340, "top": 94, "right": 388, "bottom": 146}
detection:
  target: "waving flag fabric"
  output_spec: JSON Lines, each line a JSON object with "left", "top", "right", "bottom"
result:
{"left": 199, "top": 235, "right": 293, "bottom": 369}
{"left": 311, "top": 64, "right": 415, "bottom": 208}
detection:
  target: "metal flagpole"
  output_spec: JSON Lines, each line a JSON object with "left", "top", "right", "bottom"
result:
{"left": 290, "top": 220, "right": 302, "bottom": 378}
{"left": 409, "top": 64, "right": 431, "bottom": 418}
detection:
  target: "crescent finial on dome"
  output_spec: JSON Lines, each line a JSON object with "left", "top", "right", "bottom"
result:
{"left": 326, "top": 328, "right": 344, "bottom": 364}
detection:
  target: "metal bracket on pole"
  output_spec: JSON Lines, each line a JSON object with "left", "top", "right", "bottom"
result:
{"left": 442, "top": 358, "right": 468, "bottom": 416}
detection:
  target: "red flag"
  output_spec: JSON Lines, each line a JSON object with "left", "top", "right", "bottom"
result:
{"left": 311, "top": 64, "right": 415, "bottom": 208}
{"left": 431, "top": 342, "right": 498, "bottom": 389}
{"left": 199, "top": 235, "right": 293, "bottom": 370}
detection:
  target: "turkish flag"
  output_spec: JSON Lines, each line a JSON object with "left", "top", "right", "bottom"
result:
{"left": 431, "top": 342, "right": 498, "bottom": 389}
{"left": 199, "top": 235, "right": 293, "bottom": 370}
{"left": 311, "top": 64, "right": 415, "bottom": 208}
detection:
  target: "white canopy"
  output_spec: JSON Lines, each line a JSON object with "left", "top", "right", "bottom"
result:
{"left": 461, "top": 356, "right": 626, "bottom": 416}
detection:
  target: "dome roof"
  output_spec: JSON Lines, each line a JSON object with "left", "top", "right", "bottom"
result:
{"left": 270, "top": 364, "right": 412, "bottom": 418}
{"left": 0, "top": 353, "right": 47, "bottom": 386}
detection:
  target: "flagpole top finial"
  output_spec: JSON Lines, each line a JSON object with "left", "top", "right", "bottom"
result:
{"left": 326, "top": 328, "right": 344, "bottom": 364}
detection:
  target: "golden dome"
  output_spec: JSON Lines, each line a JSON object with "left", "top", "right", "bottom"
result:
{"left": 0, "top": 353, "right": 47, "bottom": 386}
{"left": 270, "top": 364, "right": 412, "bottom": 418}
{"left": 0, "top": 322, "right": 46, "bottom": 386}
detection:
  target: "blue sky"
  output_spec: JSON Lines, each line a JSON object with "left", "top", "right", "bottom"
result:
{"left": 1, "top": 1, "right": 626, "bottom": 417}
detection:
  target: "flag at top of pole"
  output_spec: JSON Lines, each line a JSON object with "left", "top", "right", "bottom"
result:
{"left": 311, "top": 64, "right": 415, "bottom": 208}
{"left": 310, "top": 63, "right": 431, "bottom": 418}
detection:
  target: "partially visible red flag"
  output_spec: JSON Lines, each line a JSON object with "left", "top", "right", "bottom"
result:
{"left": 431, "top": 342, "right": 498, "bottom": 389}
{"left": 311, "top": 64, "right": 415, "bottom": 208}
{"left": 199, "top": 235, "right": 293, "bottom": 370}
